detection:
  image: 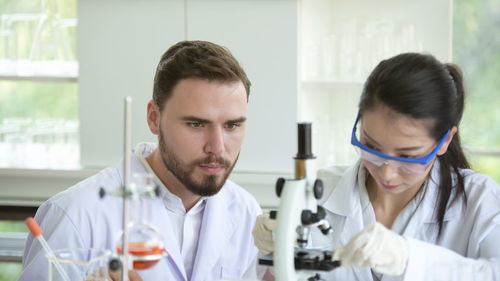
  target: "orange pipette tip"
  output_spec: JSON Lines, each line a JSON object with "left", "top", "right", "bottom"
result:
{"left": 25, "top": 217, "right": 43, "bottom": 237}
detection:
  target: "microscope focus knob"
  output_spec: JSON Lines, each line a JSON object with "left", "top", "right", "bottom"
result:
{"left": 313, "top": 179, "right": 324, "bottom": 200}
{"left": 276, "top": 177, "right": 286, "bottom": 197}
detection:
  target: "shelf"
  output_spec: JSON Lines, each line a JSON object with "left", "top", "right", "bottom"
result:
{"left": 0, "top": 60, "right": 78, "bottom": 82}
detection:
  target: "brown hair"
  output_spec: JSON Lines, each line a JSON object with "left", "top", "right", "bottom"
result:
{"left": 153, "top": 40, "right": 251, "bottom": 110}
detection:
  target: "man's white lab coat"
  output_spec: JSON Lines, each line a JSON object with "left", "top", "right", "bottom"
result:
{"left": 312, "top": 160, "right": 500, "bottom": 281}
{"left": 19, "top": 143, "right": 261, "bottom": 281}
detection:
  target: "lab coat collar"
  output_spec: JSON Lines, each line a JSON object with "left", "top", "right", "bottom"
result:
{"left": 149, "top": 192, "right": 189, "bottom": 281}
{"left": 132, "top": 142, "right": 189, "bottom": 280}
{"left": 113, "top": 145, "right": 189, "bottom": 281}
{"left": 132, "top": 142, "right": 238, "bottom": 281}
{"left": 322, "top": 159, "right": 363, "bottom": 218}
{"left": 190, "top": 183, "right": 237, "bottom": 281}
{"left": 322, "top": 158, "right": 462, "bottom": 223}
{"left": 321, "top": 160, "right": 372, "bottom": 281}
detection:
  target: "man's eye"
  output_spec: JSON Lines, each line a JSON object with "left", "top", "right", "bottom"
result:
{"left": 188, "top": 122, "right": 203, "bottom": 128}
{"left": 225, "top": 123, "right": 240, "bottom": 130}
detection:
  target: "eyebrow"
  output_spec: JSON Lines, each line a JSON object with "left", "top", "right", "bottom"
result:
{"left": 180, "top": 116, "right": 247, "bottom": 124}
{"left": 226, "top": 117, "right": 247, "bottom": 124}
{"left": 362, "top": 130, "right": 424, "bottom": 152}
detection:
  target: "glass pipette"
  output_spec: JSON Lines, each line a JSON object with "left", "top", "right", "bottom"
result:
{"left": 25, "top": 217, "right": 71, "bottom": 281}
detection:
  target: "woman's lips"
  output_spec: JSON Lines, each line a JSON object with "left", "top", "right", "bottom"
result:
{"left": 382, "top": 183, "right": 400, "bottom": 190}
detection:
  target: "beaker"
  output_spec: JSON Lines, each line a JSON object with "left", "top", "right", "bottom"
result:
{"left": 47, "top": 248, "right": 110, "bottom": 281}
{"left": 115, "top": 173, "right": 166, "bottom": 270}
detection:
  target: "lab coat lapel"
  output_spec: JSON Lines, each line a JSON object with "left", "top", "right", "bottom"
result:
{"left": 338, "top": 205, "right": 373, "bottom": 281}
{"left": 190, "top": 190, "right": 235, "bottom": 281}
{"left": 129, "top": 150, "right": 188, "bottom": 281}
{"left": 322, "top": 161, "right": 373, "bottom": 281}
{"left": 150, "top": 197, "right": 188, "bottom": 281}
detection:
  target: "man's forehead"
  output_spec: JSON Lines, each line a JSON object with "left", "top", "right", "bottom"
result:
{"left": 161, "top": 79, "right": 247, "bottom": 121}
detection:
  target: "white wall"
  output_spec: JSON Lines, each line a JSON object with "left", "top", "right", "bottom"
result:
{"left": 78, "top": 0, "right": 185, "bottom": 168}
{"left": 299, "top": 0, "right": 452, "bottom": 168}
{"left": 1, "top": 0, "right": 453, "bottom": 208}
{"left": 79, "top": 0, "right": 299, "bottom": 175}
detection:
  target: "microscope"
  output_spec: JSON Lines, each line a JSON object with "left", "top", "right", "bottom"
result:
{"left": 259, "top": 123, "right": 340, "bottom": 281}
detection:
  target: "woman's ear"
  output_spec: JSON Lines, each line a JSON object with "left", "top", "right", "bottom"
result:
{"left": 437, "top": 126, "right": 458, "bottom": 156}
{"left": 147, "top": 100, "right": 161, "bottom": 135}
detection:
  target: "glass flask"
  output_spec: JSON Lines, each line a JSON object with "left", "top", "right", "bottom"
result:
{"left": 115, "top": 173, "right": 166, "bottom": 270}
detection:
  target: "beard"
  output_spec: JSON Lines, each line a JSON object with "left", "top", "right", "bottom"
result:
{"left": 158, "top": 127, "right": 238, "bottom": 197}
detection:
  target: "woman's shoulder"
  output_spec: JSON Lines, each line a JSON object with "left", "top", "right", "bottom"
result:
{"left": 459, "top": 169, "right": 500, "bottom": 210}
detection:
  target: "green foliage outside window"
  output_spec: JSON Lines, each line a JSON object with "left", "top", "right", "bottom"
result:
{"left": 453, "top": 0, "right": 500, "bottom": 183}
{"left": 0, "top": 221, "right": 25, "bottom": 281}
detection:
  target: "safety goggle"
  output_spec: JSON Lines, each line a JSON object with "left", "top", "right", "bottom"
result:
{"left": 350, "top": 118, "right": 450, "bottom": 174}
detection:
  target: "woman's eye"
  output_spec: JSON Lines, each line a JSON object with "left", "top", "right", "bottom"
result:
{"left": 400, "top": 154, "right": 418, "bottom": 159}
{"left": 365, "top": 143, "right": 378, "bottom": 151}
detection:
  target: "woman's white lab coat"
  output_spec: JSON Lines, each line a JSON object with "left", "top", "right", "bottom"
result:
{"left": 312, "top": 160, "right": 500, "bottom": 281}
{"left": 19, "top": 143, "right": 261, "bottom": 281}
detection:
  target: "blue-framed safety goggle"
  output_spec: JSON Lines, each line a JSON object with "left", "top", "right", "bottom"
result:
{"left": 351, "top": 118, "right": 450, "bottom": 165}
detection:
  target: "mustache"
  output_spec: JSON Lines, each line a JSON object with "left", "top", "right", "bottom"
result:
{"left": 194, "top": 155, "right": 231, "bottom": 166}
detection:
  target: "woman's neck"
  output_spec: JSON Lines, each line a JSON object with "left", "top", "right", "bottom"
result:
{"left": 366, "top": 175, "right": 424, "bottom": 228}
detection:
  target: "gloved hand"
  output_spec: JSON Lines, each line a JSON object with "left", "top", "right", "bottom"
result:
{"left": 252, "top": 213, "right": 277, "bottom": 256}
{"left": 334, "top": 222, "right": 409, "bottom": 276}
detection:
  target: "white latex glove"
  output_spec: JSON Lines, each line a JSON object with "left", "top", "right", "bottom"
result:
{"left": 334, "top": 222, "right": 409, "bottom": 276}
{"left": 252, "top": 213, "right": 277, "bottom": 256}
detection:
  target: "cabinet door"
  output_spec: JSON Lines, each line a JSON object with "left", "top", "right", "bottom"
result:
{"left": 187, "top": 0, "right": 299, "bottom": 173}
{"left": 79, "top": 0, "right": 184, "bottom": 167}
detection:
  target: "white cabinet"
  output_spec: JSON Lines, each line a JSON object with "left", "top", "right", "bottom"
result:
{"left": 299, "top": 0, "right": 452, "bottom": 168}
{"left": 79, "top": 0, "right": 299, "bottom": 175}
{"left": 79, "top": 0, "right": 452, "bottom": 173}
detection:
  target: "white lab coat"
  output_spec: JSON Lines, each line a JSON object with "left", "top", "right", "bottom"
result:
{"left": 19, "top": 143, "right": 261, "bottom": 281}
{"left": 311, "top": 159, "right": 500, "bottom": 281}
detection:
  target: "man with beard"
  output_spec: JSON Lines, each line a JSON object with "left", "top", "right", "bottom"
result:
{"left": 19, "top": 41, "right": 262, "bottom": 281}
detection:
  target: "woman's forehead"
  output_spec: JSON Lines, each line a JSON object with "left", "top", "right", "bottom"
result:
{"left": 361, "top": 107, "right": 434, "bottom": 140}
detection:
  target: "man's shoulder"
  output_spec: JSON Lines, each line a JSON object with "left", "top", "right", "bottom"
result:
{"left": 43, "top": 165, "right": 122, "bottom": 211}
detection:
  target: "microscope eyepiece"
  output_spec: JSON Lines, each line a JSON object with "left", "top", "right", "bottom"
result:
{"left": 295, "top": 122, "right": 315, "bottom": 160}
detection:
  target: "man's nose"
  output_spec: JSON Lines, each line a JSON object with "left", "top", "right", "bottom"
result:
{"left": 203, "top": 127, "right": 225, "bottom": 155}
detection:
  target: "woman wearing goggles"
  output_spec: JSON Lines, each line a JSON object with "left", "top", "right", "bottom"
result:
{"left": 253, "top": 53, "right": 500, "bottom": 281}
{"left": 351, "top": 117, "right": 452, "bottom": 175}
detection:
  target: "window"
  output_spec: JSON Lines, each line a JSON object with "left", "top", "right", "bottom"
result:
{"left": 0, "top": 220, "right": 28, "bottom": 281}
{"left": 0, "top": 0, "right": 79, "bottom": 169}
{"left": 454, "top": 0, "right": 500, "bottom": 183}
{"left": 0, "top": 0, "right": 77, "bottom": 278}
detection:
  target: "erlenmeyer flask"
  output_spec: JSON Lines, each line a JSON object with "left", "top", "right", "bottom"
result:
{"left": 116, "top": 173, "right": 166, "bottom": 270}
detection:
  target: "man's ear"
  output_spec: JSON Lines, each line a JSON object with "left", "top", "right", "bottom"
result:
{"left": 437, "top": 126, "right": 458, "bottom": 156}
{"left": 147, "top": 100, "right": 161, "bottom": 135}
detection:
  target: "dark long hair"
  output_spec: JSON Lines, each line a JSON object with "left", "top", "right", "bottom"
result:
{"left": 358, "top": 53, "right": 470, "bottom": 237}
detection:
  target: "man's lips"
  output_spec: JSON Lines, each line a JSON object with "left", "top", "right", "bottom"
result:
{"left": 199, "top": 163, "right": 225, "bottom": 174}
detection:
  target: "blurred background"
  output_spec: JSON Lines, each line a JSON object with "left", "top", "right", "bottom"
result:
{"left": 0, "top": 0, "right": 499, "bottom": 279}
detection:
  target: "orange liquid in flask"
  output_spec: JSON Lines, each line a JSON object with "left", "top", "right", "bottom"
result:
{"left": 117, "top": 242, "right": 165, "bottom": 270}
